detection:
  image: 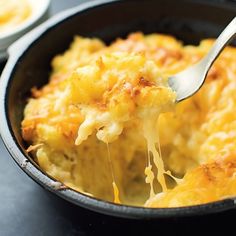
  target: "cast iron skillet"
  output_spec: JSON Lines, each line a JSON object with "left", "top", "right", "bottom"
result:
{"left": 1, "top": 0, "right": 236, "bottom": 219}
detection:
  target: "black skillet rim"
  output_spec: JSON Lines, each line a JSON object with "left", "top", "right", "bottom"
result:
{"left": 0, "top": 0, "right": 236, "bottom": 219}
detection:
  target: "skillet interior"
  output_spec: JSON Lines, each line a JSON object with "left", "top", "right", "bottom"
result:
{"left": 3, "top": 0, "right": 236, "bottom": 218}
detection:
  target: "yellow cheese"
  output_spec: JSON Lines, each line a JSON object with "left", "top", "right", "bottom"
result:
{"left": 22, "top": 33, "right": 236, "bottom": 207}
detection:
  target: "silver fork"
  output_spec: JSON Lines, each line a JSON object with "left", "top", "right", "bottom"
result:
{"left": 168, "top": 17, "right": 236, "bottom": 102}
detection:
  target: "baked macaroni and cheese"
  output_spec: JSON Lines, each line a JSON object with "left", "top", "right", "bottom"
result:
{"left": 0, "top": 0, "right": 32, "bottom": 34}
{"left": 22, "top": 33, "right": 236, "bottom": 207}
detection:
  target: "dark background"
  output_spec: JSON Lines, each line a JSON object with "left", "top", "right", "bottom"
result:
{"left": 0, "top": 0, "right": 235, "bottom": 235}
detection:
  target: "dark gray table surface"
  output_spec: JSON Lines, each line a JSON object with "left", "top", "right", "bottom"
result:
{"left": 0, "top": 0, "right": 235, "bottom": 235}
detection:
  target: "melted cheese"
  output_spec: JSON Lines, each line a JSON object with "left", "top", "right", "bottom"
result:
{"left": 143, "top": 115, "right": 179, "bottom": 198}
{"left": 112, "top": 181, "right": 121, "bottom": 204}
{"left": 22, "top": 33, "right": 236, "bottom": 207}
{"left": 144, "top": 116, "right": 168, "bottom": 196}
{"left": 106, "top": 143, "right": 121, "bottom": 204}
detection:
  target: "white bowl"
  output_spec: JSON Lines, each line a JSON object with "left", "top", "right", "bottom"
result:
{"left": 0, "top": 0, "right": 51, "bottom": 61}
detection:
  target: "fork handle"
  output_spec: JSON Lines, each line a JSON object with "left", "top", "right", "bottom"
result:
{"left": 202, "top": 17, "right": 236, "bottom": 70}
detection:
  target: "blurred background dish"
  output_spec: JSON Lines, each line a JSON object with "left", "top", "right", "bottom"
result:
{"left": 0, "top": 0, "right": 51, "bottom": 61}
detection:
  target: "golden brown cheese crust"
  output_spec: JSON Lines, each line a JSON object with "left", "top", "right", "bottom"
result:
{"left": 22, "top": 32, "right": 236, "bottom": 207}
{"left": 146, "top": 154, "right": 236, "bottom": 207}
